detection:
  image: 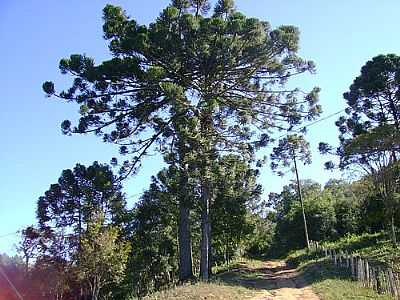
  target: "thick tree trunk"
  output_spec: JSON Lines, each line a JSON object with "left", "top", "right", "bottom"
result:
{"left": 208, "top": 219, "right": 212, "bottom": 276}
{"left": 178, "top": 201, "right": 193, "bottom": 281}
{"left": 200, "top": 182, "right": 211, "bottom": 280}
{"left": 199, "top": 113, "right": 214, "bottom": 280}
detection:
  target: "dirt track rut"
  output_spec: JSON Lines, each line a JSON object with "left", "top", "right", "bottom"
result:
{"left": 250, "top": 261, "right": 320, "bottom": 300}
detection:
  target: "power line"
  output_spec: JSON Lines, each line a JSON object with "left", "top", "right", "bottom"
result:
{"left": 276, "top": 108, "right": 346, "bottom": 140}
{"left": 0, "top": 231, "right": 19, "bottom": 239}
{"left": 297, "top": 109, "right": 346, "bottom": 131}
{"left": 126, "top": 192, "right": 145, "bottom": 200}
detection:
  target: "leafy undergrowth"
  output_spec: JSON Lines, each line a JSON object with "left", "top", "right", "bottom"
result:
{"left": 287, "top": 249, "right": 393, "bottom": 300}
{"left": 143, "top": 258, "right": 265, "bottom": 300}
{"left": 322, "top": 232, "right": 400, "bottom": 271}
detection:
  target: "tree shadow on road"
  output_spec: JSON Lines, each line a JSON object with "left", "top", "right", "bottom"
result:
{"left": 214, "top": 257, "right": 351, "bottom": 292}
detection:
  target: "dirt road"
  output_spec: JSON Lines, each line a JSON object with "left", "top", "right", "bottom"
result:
{"left": 248, "top": 261, "right": 320, "bottom": 300}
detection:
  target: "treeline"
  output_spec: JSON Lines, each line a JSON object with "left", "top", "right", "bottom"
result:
{"left": 0, "top": 158, "right": 270, "bottom": 300}
{"left": 268, "top": 177, "right": 398, "bottom": 255}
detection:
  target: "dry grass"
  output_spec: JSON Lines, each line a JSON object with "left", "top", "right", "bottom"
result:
{"left": 143, "top": 281, "right": 256, "bottom": 300}
{"left": 143, "top": 259, "right": 266, "bottom": 300}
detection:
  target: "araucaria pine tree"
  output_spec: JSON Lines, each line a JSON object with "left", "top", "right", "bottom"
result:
{"left": 43, "top": 0, "right": 320, "bottom": 280}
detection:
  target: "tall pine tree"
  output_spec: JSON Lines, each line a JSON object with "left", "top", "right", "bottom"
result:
{"left": 43, "top": 0, "right": 320, "bottom": 279}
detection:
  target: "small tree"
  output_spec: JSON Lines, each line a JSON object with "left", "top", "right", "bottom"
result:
{"left": 270, "top": 133, "right": 312, "bottom": 248}
{"left": 78, "top": 214, "right": 130, "bottom": 300}
{"left": 129, "top": 169, "right": 180, "bottom": 296}
{"left": 18, "top": 226, "right": 40, "bottom": 273}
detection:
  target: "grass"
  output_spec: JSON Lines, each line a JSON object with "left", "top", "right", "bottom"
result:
{"left": 287, "top": 248, "right": 394, "bottom": 300}
{"left": 143, "top": 239, "right": 399, "bottom": 300}
{"left": 143, "top": 282, "right": 255, "bottom": 300}
{"left": 143, "top": 258, "right": 266, "bottom": 300}
{"left": 321, "top": 232, "right": 400, "bottom": 271}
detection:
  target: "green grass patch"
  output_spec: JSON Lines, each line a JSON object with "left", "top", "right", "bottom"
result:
{"left": 287, "top": 249, "right": 394, "bottom": 299}
{"left": 322, "top": 232, "right": 400, "bottom": 271}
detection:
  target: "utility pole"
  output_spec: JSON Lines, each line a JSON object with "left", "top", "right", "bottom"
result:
{"left": 292, "top": 147, "right": 310, "bottom": 250}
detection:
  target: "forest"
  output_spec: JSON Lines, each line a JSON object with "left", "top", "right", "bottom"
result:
{"left": 1, "top": 1, "right": 400, "bottom": 299}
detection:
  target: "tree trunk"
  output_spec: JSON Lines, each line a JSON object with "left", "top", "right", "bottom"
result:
{"left": 24, "top": 252, "right": 29, "bottom": 274}
{"left": 391, "top": 213, "right": 397, "bottom": 245}
{"left": 178, "top": 201, "right": 193, "bottom": 281}
{"left": 207, "top": 219, "right": 212, "bottom": 276}
{"left": 200, "top": 181, "right": 211, "bottom": 280}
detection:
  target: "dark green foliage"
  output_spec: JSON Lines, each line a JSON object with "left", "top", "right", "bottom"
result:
{"left": 43, "top": 1, "right": 320, "bottom": 179}
{"left": 360, "top": 195, "right": 386, "bottom": 232}
{"left": 210, "top": 155, "right": 261, "bottom": 264}
{"left": 320, "top": 55, "right": 400, "bottom": 173}
{"left": 213, "top": 0, "right": 235, "bottom": 17}
{"left": 320, "top": 54, "right": 400, "bottom": 244}
{"left": 18, "top": 162, "right": 130, "bottom": 300}
{"left": 37, "top": 161, "right": 127, "bottom": 253}
{"left": 128, "top": 172, "right": 180, "bottom": 296}
{"left": 244, "top": 214, "right": 275, "bottom": 257}
{"left": 324, "top": 179, "right": 362, "bottom": 236}
{"left": 269, "top": 179, "right": 370, "bottom": 253}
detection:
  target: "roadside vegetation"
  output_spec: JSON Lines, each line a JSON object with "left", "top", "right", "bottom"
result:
{"left": 322, "top": 233, "right": 400, "bottom": 271}
{"left": 287, "top": 249, "right": 394, "bottom": 300}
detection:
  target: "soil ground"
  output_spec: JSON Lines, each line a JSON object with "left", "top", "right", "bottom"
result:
{"left": 223, "top": 260, "right": 320, "bottom": 300}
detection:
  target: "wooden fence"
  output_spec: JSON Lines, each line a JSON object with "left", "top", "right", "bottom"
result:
{"left": 309, "top": 241, "right": 400, "bottom": 299}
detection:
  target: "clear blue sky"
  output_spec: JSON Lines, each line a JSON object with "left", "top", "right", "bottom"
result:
{"left": 1, "top": 0, "right": 400, "bottom": 254}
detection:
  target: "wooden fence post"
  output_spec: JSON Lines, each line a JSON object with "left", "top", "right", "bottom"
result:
{"left": 370, "top": 266, "right": 376, "bottom": 292}
{"left": 388, "top": 268, "right": 398, "bottom": 298}
{"left": 334, "top": 250, "right": 337, "bottom": 266}
{"left": 357, "top": 256, "right": 362, "bottom": 281}
{"left": 350, "top": 255, "right": 355, "bottom": 278}
{"left": 365, "top": 259, "right": 370, "bottom": 288}
{"left": 376, "top": 266, "right": 383, "bottom": 294}
{"left": 323, "top": 246, "right": 400, "bottom": 299}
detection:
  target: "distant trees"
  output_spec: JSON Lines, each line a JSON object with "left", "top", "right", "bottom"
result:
{"left": 270, "top": 133, "right": 312, "bottom": 248}
{"left": 269, "top": 179, "right": 374, "bottom": 252}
